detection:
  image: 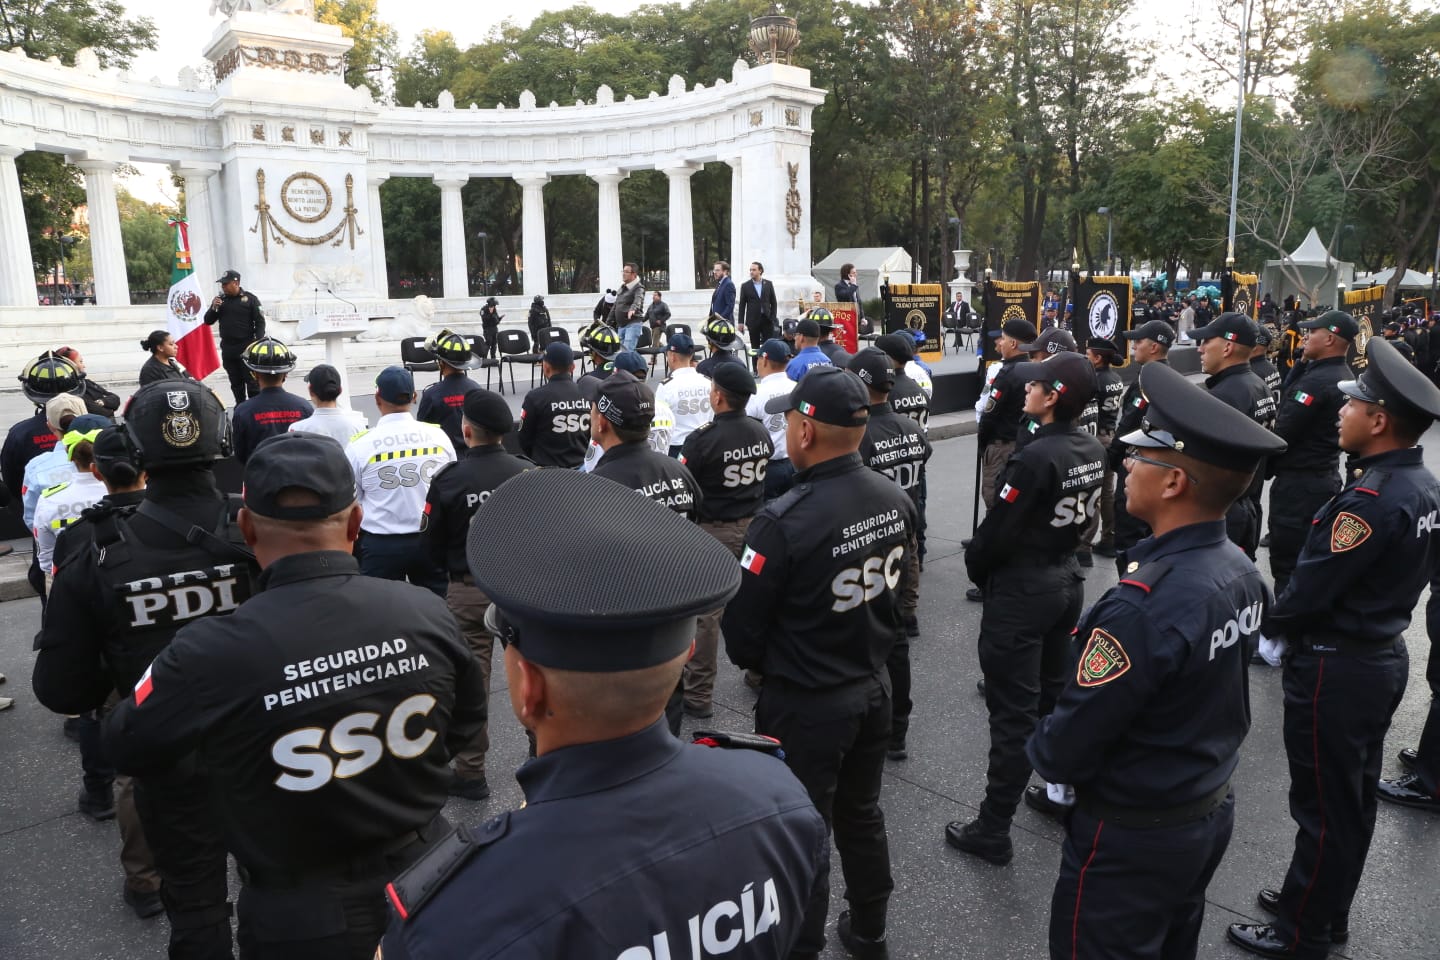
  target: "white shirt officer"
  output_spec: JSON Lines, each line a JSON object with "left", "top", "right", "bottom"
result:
{"left": 746, "top": 341, "right": 794, "bottom": 461}
{"left": 345, "top": 368, "right": 455, "bottom": 536}
{"left": 653, "top": 335, "right": 713, "bottom": 451}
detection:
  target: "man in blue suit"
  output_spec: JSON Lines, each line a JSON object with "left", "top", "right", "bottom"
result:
{"left": 710, "top": 260, "right": 736, "bottom": 322}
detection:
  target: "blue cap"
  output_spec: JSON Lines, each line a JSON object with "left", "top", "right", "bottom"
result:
{"left": 667, "top": 333, "right": 696, "bottom": 355}
{"left": 759, "top": 339, "right": 790, "bottom": 363}
{"left": 375, "top": 365, "right": 414, "bottom": 404}
{"left": 613, "top": 350, "right": 647, "bottom": 374}
{"left": 69, "top": 414, "right": 112, "bottom": 433}
{"left": 543, "top": 341, "right": 574, "bottom": 367}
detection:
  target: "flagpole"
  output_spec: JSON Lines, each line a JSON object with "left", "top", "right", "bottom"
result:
{"left": 1226, "top": 0, "right": 1252, "bottom": 265}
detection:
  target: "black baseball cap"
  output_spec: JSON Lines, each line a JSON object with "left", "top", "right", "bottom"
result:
{"left": 1122, "top": 362, "right": 1288, "bottom": 472}
{"left": 987, "top": 319, "right": 1039, "bottom": 342}
{"left": 462, "top": 388, "right": 514, "bottom": 434}
{"left": 1339, "top": 336, "right": 1440, "bottom": 423}
{"left": 305, "top": 363, "right": 342, "bottom": 393}
{"left": 764, "top": 364, "right": 870, "bottom": 427}
{"left": 217, "top": 269, "right": 241, "bottom": 284}
{"left": 1122, "top": 319, "right": 1176, "bottom": 346}
{"left": 466, "top": 470, "right": 740, "bottom": 671}
{"left": 580, "top": 370, "right": 656, "bottom": 431}
{"left": 758, "top": 339, "right": 791, "bottom": 363}
{"left": 874, "top": 332, "right": 915, "bottom": 363}
{"left": 848, "top": 348, "right": 896, "bottom": 392}
{"left": 711, "top": 362, "right": 757, "bottom": 397}
{"left": 667, "top": 333, "right": 696, "bottom": 356}
{"left": 1298, "top": 310, "right": 1360, "bottom": 341}
{"left": 243, "top": 433, "right": 357, "bottom": 520}
{"left": 1009, "top": 351, "right": 1096, "bottom": 405}
{"left": 543, "top": 342, "right": 574, "bottom": 367}
{"left": 796, "top": 318, "right": 822, "bottom": 338}
{"left": 1190, "top": 312, "right": 1257, "bottom": 347}
{"left": 1254, "top": 326, "right": 1273, "bottom": 347}
{"left": 375, "top": 366, "right": 414, "bottom": 404}
{"left": 1018, "top": 327, "right": 1077, "bottom": 355}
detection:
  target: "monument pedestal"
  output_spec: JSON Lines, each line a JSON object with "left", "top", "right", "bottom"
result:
{"left": 296, "top": 311, "right": 368, "bottom": 408}
{"left": 949, "top": 249, "right": 974, "bottom": 306}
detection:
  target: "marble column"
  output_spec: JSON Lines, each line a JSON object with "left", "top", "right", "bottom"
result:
{"left": 729, "top": 158, "right": 744, "bottom": 270}
{"left": 72, "top": 158, "right": 129, "bottom": 306}
{"left": 368, "top": 171, "right": 390, "bottom": 299}
{"left": 172, "top": 162, "right": 222, "bottom": 291}
{"left": 662, "top": 163, "right": 699, "bottom": 292}
{"left": 0, "top": 146, "right": 36, "bottom": 307}
{"left": 589, "top": 168, "right": 628, "bottom": 289}
{"left": 434, "top": 174, "right": 469, "bottom": 300}
{"left": 206, "top": 170, "right": 230, "bottom": 275}
{"left": 514, "top": 173, "right": 550, "bottom": 298}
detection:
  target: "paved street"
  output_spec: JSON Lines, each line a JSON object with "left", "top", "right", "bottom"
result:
{"left": 1, "top": 433, "right": 1437, "bottom": 959}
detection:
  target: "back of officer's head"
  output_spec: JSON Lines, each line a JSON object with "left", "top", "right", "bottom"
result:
{"left": 121, "top": 380, "right": 230, "bottom": 475}
{"left": 92, "top": 426, "right": 143, "bottom": 491}
{"left": 238, "top": 434, "right": 360, "bottom": 565}
{"left": 461, "top": 389, "right": 512, "bottom": 448}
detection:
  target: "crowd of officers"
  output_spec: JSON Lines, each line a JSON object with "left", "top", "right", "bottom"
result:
{"left": 5, "top": 275, "right": 1440, "bottom": 960}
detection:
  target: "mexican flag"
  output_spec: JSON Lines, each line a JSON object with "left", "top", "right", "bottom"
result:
{"left": 165, "top": 220, "right": 220, "bottom": 381}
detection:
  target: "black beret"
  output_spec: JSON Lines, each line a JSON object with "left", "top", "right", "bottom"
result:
{"left": 462, "top": 388, "right": 514, "bottom": 434}
{"left": 711, "top": 361, "right": 757, "bottom": 397}
{"left": 1122, "top": 362, "right": 1288, "bottom": 472}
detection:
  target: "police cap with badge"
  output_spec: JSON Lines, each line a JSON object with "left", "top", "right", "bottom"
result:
{"left": 1008, "top": 351, "right": 1097, "bottom": 406}
{"left": 1018, "top": 327, "right": 1077, "bottom": 356}
{"left": 1338, "top": 335, "right": 1440, "bottom": 430}
{"left": 1298, "top": 309, "right": 1359, "bottom": 340}
{"left": 121, "top": 380, "right": 232, "bottom": 470}
{"left": 848, "top": 348, "right": 896, "bottom": 392}
{"left": 580, "top": 370, "right": 656, "bottom": 431}
{"left": 468, "top": 469, "right": 741, "bottom": 671}
{"left": 764, "top": 364, "right": 870, "bottom": 426}
{"left": 1123, "top": 362, "right": 1287, "bottom": 472}
{"left": 1190, "top": 312, "right": 1258, "bottom": 346}
{"left": 1122, "top": 319, "right": 1177, "bottom": 347}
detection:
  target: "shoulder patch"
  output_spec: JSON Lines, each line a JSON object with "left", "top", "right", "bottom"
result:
{"left": 1331, "top": 512, "right": 1373, "bottom": 552}
{"left": 1076, "top": 628, "right": 1132, "bottom": 687}
{"left": 385, "top": 816, "right": 509, "bottom": 923}
{"left": 41, "top": 480, "right": 71, "bottom": 497}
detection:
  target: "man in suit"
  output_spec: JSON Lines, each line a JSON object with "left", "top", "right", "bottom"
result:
{"left": 710, "top": 261, "right": 736, "bottom": 323}
{"left": 609, "top": 262, "right": 646, "bottom": 352}
{"left": 737, "top": 261, "right": 778, "bottom": 350}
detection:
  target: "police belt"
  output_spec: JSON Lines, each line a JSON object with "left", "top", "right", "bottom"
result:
{"left": 237, "top": 813, "right": 447, "bottom": 889}
{"left": 1075, "top": 779, "right": 1230, "bottom": 830}
{"left": 1292, "top": 632, "right": 1403, "bottom": 656}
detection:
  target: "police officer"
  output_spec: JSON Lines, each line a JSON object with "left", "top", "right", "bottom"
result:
{"left": 479, "top": 297, "right": 503, "bottom": 359}
{"left": 518, "top": 342, "right": 589, "bottom": 468}
{"left": 422, "top": 389, "right": 533, "bottom": 801}
{"left": 850, "top": 348, "right": 930, "bottom": 762}
{"left": 1228, "top": 337, "right": 1440, "bottom": 959}
{"left": 1252, "top": 325, "right": 1283, "bottom": 403}
{"left": 379, "top": 468, "right": 826, "bottom": 959}
{"left": 812, "top": 308, "right": 854, "bottom": 367}
{"left": 587, "top": 371, "right": 700, "bottom": 522}
{"left": 696, "top": 315, "right": 746, "bottom": 377}
{"left": 786, "top": 317, "right": 832, "bottom": 381}
{"left": 747, "top": 339, "right": 797, "bottom": 500}
{"left": 723, "top": 366, "right": 915, "bottom": 957}
{"left": 1109, "top": 318, "right": 1176, "bottom": 577}
{"left": 655, "top": 334, "right": 713, "bottom": 456}
{"left": 345, "top": 367, "right": 456, "bottom": 597}
{"left": 1027, "top": 361, "right": 1287, "bottom": 960}
{"left": 1266, "top": 310, "right": 1356, "bottom": 596}
{"left": 33, "top": 418, "right": 110, "bottom": 583}
{"left": 1192, "top": 312, "right": 1277, "bottom": 558}
{"left": 1011, "top": 328, "right": 1087, "bottom": 456}
{"left": 578, "top": 323, "right": 621, "bottom": 383}
{"left": 678, "top": 362, "right": 772, "bottom": 719}
{"left": 417, "top": 329, "right": 481, "bottom": 448}
{"left": 1380, "top": 578, "right": 1440, "bottom": 812}
{"left": 19, "top": 393, "right": 88, "bottom": 599}
{"left": 947, "top": 351, "right": 1105, "bottom": 866}
{"left": 232, "top": 338, "right": 314, "bottom": 464}
{"left": 1085, "top": 337, "right": 1125, "bottom": 559}
{"left": 204, "top": 269, "right": 266, "bottom": 405}
{"left": 33, "top": 378, "right": 260, "bottom": 958}
{"left": 3, "top": 354, "right": 81, "bottom": 506}
{"left": 102, "top": 432, "right": 486, "bottom": 960}
{"left": 975, "top": 319, "right": 1038, "bottom": 509}
{"left": 874, "top": 333, "right": 930, "bottom": 436}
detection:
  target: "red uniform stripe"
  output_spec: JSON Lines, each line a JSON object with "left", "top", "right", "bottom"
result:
{"left": 1118, "top": 579, "right": 1150, "bottom": 593}
{"left": 1072, "top": 820, "right": 1105, "bottom": 960}
{"left": 1289, "top": 657, "right": 1327, "bottom": 949}
{"left": 385, "top": 881, "right": 408, "bottom": 919}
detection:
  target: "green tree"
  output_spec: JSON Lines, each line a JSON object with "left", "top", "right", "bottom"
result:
{"left": 315, "top": 0, "right": 398, "bottom": 98}
{"left": 118, "top": 190, "right": 177, "bottom": 294}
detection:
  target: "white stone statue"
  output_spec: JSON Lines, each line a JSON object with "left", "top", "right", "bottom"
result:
{"left": 210, "top": 0, "right": 316, "bottom": 18}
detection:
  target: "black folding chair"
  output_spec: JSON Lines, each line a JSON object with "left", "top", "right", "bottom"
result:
{"left": 652, "top": 323, "right": 694, "bottom": 376}
{"left": 496, "top": 329, "right": 542, "bottom": 394}
{"left": 470, "top": 335, "right": 502, "bottom": 391}
{"left": 400, "top": 337, "right": 438, "bottom": 373}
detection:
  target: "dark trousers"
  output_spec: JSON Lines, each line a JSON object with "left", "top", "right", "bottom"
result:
{"left": 1224, "top": 496, "right": 1259, "bottom": 560}
{"left": 747, "top": 319, "right": 773, "bottom": 350}
{"left": 135, "top": 762, "right": 234, "bottom": 960}
{"left": 28, "top": 538, "right": 46, "bottom": 609}
{"left": 756, "top": 677, "right": 893, "bottom": 951}
{"left": 1272, "top": 643, "right": 1408, "bottom": 958}
{"left": 1049, "top": 796, "right": 1235, "bottom": 960}
{"left": 482, "top": 326, "right": 499, "bottom": 360}
{"left": 1414, "top": 631, "right": 1440, "bottom": 795}
{"left": 357, "top": 532, "right": 446, "bottom": 598}
{"left": 977, "top": 563, "right": 1085, "bottom": 828}
{"left": 75, "top": 708, "right": 114, "bottom": 796}
{"left": 221, "top": 349, "right": 258, "bottom": 407}
{"left": 1267, "top": 470, "right": 1341, "bottom": 597}
{"left": 763, "top": 458, "right": 795, "bottom": 501}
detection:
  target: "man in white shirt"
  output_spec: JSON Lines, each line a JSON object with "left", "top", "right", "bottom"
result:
{"left": 345, "top": 366, "right": 455, "bottom": 596}
{"left": 33, "top": 423, "right": 108, "bottom": 583}
{"left": 22, "top": 394, "right": 89, "bottom": 531}
{"left": 289, "top": 363, "right": 368, "bottom": 446}
{"left": 653, "top": 333, "right": 713, "bottom": 456}
{"left": 745, "top": 339, "right": 796, "bottom": 500}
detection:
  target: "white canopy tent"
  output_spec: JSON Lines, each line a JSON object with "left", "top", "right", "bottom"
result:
{"left": 813, "top": 247, "right": 916, "bottom": 303}
{"left": 1261, "top": 227, "right": 1355, "bottom": 309}
{"left": 1356, "top": 266, "right": 1433, "bottom": 291}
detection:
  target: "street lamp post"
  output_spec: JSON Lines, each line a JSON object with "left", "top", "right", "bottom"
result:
{"left": 1097, "top": 207, "right": 1114, "bottom": 274}
{"left": 476, "top": 231, "right": 489, "bottom": 295}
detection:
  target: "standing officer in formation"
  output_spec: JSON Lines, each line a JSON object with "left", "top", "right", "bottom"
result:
{"left": 874, "top": 333, "right": 931, "bottom": 567}
{"left": 345, "top": 367, "right": 455, "bottom": 597}
{"left": 975, "top": 319, "right": 1038, "bottom": 511}
{"left": 1229, "top": 337, "right": 1440, "bottom": 960}
{"left": 677, "top": 362, "right": 773, "bottom": 719}
{"left": 102, "top": 432, "right": 486, "bottom": 960}
{"left": 786, "top": 318, "right": 832, "bottom": 381}
{"left": 380, "top": 469, "right": 827, "bottom": 959}
{"left": 1266, "top": 310, "right": 1356, "bottom": 596}
{"left": 587, "top": 371, "right": 700, "bottom": 521}
{"left": 748, "top": 339, "right": 797, "bottom": 500}
{"left": 34, "top": 379, "right": 260, "bottom": 958}
{"left": 289, "top": 364, "right": 368, "bottom": 447}
{"left": 232, "top": 338, "right": 314, "bottom": 465}
{"left": 1029, "top": 361, "right": 1287, "bottom": 960}
{"left": 416, "top": 330, "right": 481, "bottom": 448}
{"left": 5, "top": 355, "right": 83, "bottom": 593}
{"left": 203, "top": 269, "right": 266, "bottom": 405}
{"left": 517, "top": 342, "right": 590, "bottom": 468}
{"left": 654, "top": 334, "right": 713, "bottom": 456}
{"left": 1380, "top": 577, "right": 1440, "bottom": 811}
{"left": 422, "top": 389, "right": 534, "bottom": 801}
{"left": 724, "top": 366, "right": 915, "bottom": 959}
{"left": 1192, "top": 312, "right": 1277, "bottom": 558}
{"left": 1108, "top": 318, "right": 1175, "bottom": 577}
{"left": 1083, "top": 337, "right": 1125, "bottom": 559}
{"left": 1252, "top": 325, "right": 1283, "bottom": 402}
{"left": 849, "top": 348, "right": 930, "bottom": 761}
{"left": 948, "top": 351, "right": 1104, "bottom": 866}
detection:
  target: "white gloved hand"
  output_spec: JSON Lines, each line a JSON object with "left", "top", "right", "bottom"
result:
{"left": 1046, "top": 782, "right": 1076, "bottom": 807}
{"left": 1258, "top": 633, "right": 1287, "bottom": 667}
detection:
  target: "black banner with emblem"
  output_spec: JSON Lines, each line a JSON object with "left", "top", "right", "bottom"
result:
{"left": 1072, "top": 275, "right": 1133, "bottom": 363}
{"left": 1223, "top": 271, "right": 1259, "bottom": 318}
{"left": 1343, "top": 286, "right": 1384, "bottom": 371}
{"left": 882, "top": 283, "right": 944, "bottom": 354}
{"left": 981, "top": 280, "right": 1042, "bottom": 362}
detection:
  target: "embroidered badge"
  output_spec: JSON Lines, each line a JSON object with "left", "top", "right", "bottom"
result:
{"left": 1077, "top": 629, "right": 1131, "bottom": 688}
{"left": 1331, "top": 512, "right": 1372, "bottom": 552}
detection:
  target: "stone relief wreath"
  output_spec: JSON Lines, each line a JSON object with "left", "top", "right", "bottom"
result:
{"left": 249, "top": 168, "right": 362, "bottom": 263}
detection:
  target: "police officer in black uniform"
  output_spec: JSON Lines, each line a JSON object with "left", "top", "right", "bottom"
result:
{"left": 422, "top": 389, "right": 533, "bottom": 801}
{"left": 479, "top": 297, "right": 503, "bottom": 359}
{"left": 232, "top": 338, "right": 314, "bottom": 465}
{"left": 1228, "top": 337, "right": 1440, "bottom": 960}
{"left": 517, "top": 342, "right": 590, "bottom": 468}
{"left": 1109, "top": 319, "right": 1175, "bottom": 577}
{"left": 1252, "top": 326, "right": 1283, "bottom": 402}
{"left": 678, "top": 362, "right": 772, "bottom": 719}
{"left": 1027, "top": 361, "right": 1287, "bottom": 960}
{"left": 204, "top": 269, "right": 266, "bottom": 405}
{"left": 33, "top": 378, "right": 260, "bottom": 959}
{"left": 101, "top": 432, "right": 485, "bottom": 960}
{"left": 1266, "top": 310, "right": 1356, "bottom": 596}
{"left": 1192, "top": 312, "right": 1278, "bottom": 558}
{"left": 874, "top": 333, "right": 929, "bottom": 435}
{"left": 587, "top": 371, "right": 701, "bottom": 521}
{"left": 1380, "top": 576, "right": 1440, "bottom": 812}
{"left": 947, "top": 351, "right": 1105, "bottom": 866}
{"left": 724, "top": 366, "right": 915, "bottom": 958}
{"left": 1085, "top": 337, "right": 1125, "bottom": 559}
{"left": 417, "top": 330, "right": 481, "bottom": 448}
{"left": 379, "top": 469, "right": 826, "bottom": 959}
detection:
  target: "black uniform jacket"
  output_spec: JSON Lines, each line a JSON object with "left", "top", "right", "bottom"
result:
{"left": 422, "top": 445, "right": 533, "bottom": 576}
{"left": 592, "top": 441, "right": 701, "bottom": 519}
{"left": 680, "top": 410, "right": 773, "bottom": 522}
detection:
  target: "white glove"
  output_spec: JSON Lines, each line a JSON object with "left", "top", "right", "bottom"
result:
{"left": 1258, "top": 633, "right": 1287, "bottom": 666}
{"left": 1046, "top": 782, "right": 1075, "bottom": 807}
